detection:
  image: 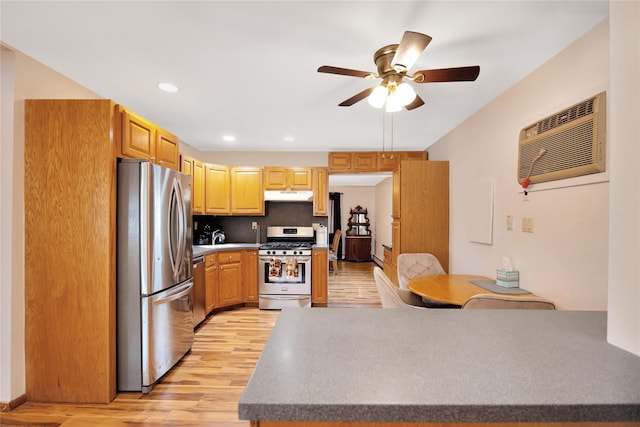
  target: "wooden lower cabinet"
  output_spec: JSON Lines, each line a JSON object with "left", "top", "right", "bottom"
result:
{"left": 311, "top": 249, "right": 328, "bottom": 305}
{"left": 218, "top": 251, "right": 243, "bottom": 307}
{"left": 243, "top": 250, "right": 259, "bottom": 303}
{"left": 345, "top": 236, "right": 372, "bottom": 262}
{"left": 205, "top": 254, "right": 218, "bottom": 314}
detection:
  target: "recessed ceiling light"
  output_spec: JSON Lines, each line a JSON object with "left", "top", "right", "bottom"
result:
{"left": 157, "top": 82, "right": 179, "bottom": 93}
{"left": 283, "top": 136, "right": 295, "bottom": 142}
{"left": 223, "top": 135, "right": 236, "bottom": 142}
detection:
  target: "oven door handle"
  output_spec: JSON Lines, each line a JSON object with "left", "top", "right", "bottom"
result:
{"left": 259, "top": 256, "right": 311, "bottom": 262}
{"left": 260, "top": 295, "right": 311, "bottom": 301}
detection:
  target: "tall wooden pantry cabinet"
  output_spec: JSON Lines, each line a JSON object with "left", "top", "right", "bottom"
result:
{"left": 388, "top": 161, "right": 449, "bottom": 285}
{"left": 25, "top": 99, "right": 118, "bottom": 403}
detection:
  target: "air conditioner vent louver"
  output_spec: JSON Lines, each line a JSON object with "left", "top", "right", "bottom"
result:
{"left": 518, "top": 92, "right": 605, "bottom": 185}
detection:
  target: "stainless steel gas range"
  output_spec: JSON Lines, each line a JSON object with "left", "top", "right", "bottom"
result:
{"left": 258, "top": 226, "right": 313, "bottom": 309}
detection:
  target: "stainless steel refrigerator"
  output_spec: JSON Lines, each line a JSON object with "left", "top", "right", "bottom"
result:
{"left": 116, "top": 159, "right": 194, "bottom": 393}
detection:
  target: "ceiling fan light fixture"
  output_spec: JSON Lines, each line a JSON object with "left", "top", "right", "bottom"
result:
{"left": 368, "top": 85, "right": 388, "bottom": 108}
{"left": 396, "top": 82, "right": 416, "bottom": 106}
{"left": 385, "top": 93, "right": 402, "bottom": 112}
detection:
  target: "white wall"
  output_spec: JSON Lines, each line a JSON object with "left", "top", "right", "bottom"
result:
{"left": 329, "top": 186, "right": 376, "bottom": 259}
{"left": 374, "top": 177, "right": 393, "bottom": 263}
{"left": 192, "top": 150, "right": 329, "bottom": 167}
{"left": 607, "top": 1, "right": 640, "bottom": 356}
{"left": 427, "top": 19, "right": 610, "bottom": 311}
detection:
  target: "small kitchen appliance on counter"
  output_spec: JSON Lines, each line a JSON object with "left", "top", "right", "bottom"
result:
{"left": 258, "top": 226, "right": 314, "bottom": 309}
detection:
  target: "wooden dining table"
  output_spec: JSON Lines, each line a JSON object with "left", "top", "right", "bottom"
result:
{"left": 407, "top": 274, "right": 534, "bottom": 307}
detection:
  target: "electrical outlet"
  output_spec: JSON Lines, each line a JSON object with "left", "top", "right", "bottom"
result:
{"left": 251, "top": 222, "right": 257, "bottom": 230}
{"left": 522, "top": 217, "right": 534, "bottom": 233}
{"left": 506, "top": 215, "right": 513, "bottom": 230}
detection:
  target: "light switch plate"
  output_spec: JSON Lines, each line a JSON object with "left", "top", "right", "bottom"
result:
{"left": 522, "top": 217, "right": 534, "bottom": 233}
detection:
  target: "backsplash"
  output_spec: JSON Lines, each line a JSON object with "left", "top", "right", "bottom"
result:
{"left": 194, "top": 201, "right": 327, "bottom": 244}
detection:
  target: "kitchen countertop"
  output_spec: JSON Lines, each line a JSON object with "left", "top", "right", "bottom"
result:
{"left": 193, "top": 243, "right": 260, "bottom": 257}
{"left": 193, "top": 243, "right": 328, "bottom": 257}
{"left": 238, "top": 308, "right": 640, "bottom": 423}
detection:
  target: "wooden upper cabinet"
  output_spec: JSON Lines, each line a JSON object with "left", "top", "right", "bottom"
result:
{"left": 312, "top": 167, "right": 329, "bottom": 216}
{"left": 155, "top": 128, "right": 179, "bottom": 170}
{"left": 378, "top": 152, "right": 399, "bottom": 172}
{"left": 264, "top": 167, "right": 312, "bottom": 190}
{"left": 328, "top": 152, "right": 352, "bottom": 171}
{"left": 205, "top": 163, "right": 231, "bottom": 215}
{"left": 329, "top": 151, "right": 425, "bottom": 173}
{"left": 230, "top": 167, "right": 264, "bottom": 215}
{"left": 352, "top": 152, "right": 378, "bottom": 172}
{"left": 328, "top": 152, "right": 377, "bottom": 172}
{"left": 120, "top": 107, "right": 155, "bottom": 161}
{"left": 403, "top": 151, "right": 428, "bottom": 161}
{"left": 118, "top": 106, "right": 179, "bottom": 169}
{"left": 181, "top": 155, "right": 204, "bottom": 214}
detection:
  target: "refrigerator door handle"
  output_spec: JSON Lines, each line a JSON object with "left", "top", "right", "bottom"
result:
{"left": 169, "top": 177, "right": 187, "bottom": 278}
{"left": 153, "top": 281, "right": 193, "bottom": 305}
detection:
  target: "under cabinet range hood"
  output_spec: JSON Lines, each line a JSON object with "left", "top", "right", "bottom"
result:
{"left": 264, "top": 190, "right": 313, "bottom": 202}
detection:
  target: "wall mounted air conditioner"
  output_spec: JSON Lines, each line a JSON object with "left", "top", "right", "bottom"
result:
{"left": 518, "top": 91, "right": 606, "bottom": 185}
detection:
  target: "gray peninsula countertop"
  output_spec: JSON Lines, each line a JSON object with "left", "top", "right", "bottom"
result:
{"left": 239, "top": 308, "right": 640, "bottom": 423}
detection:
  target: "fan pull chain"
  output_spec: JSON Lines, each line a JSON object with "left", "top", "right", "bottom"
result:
{"left": 381, "top": 109, "right": 386, "bottom": 159}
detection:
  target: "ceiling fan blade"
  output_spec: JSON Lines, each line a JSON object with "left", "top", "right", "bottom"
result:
{"left": 338, "top": 87, "right": 376, "bottom": 107}
{"left": 318, "top": 65, "right": 375, "bottom": 78}
{"left": 391, "top": 31, "right": 432, "bottom": 71}
{"left": 405, "top": 94, "right": 425, "bottom": 111}
{"left": 413, "top": 66, "right": 480, "bottom": 83}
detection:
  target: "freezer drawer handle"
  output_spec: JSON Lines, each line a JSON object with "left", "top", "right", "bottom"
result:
{"left": 153, "top": 282, "right": 193, "bottom": 305}
{"left": 260, "top": 295, "right": 310, "bottom": 301}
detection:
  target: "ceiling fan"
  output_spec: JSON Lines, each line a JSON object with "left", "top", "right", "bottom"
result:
{"left": 318, "top": 31, "right": 480, "bottom": 112}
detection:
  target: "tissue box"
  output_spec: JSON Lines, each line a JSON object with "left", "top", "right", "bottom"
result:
{"left": 496, "top": 269, "right": 519, "bottom": 288}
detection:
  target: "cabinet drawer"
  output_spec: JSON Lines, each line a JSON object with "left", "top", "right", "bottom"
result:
{"left": 218, "top": 251, "right": 242, "bottom": 264}
{"left": 205, "top": 254, "right": 216, "bottom": 268}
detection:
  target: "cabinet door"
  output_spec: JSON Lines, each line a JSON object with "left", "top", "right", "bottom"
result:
{"left": 120, "top": 108, "right": 155, "bottom": 161}
{"left": 155, "top": 128, "right": 179, "bottom": 170}
{"left": 242, "top": 250, "right": 259, "bottom": 303}
{"left": 402, "top": 151, "right": 427, "bottom": 161}
{"left": 180, "top": 155, "right": 193, "bottom": 176}
{"left": 312, "top": 167, "right": 328, "bottom": 216}
{"left": 391, "top": 220, "right": 401, "bottom": 272}
{"left": 328, "top": 152, "right": 352, "bottom": 172}
{"left": 311, "top": 249, "right": 328, "bottom": 305}
{"left": 192, "top": 159, "right": 205, "bottom": 215}
{"left": 377, "top": 152, "right": 399, "bottom": 171}
{"left": 352, "top": 152, "right": 378, "bottom": 172}
{"left": 205, "top": 164, "right": 230, "bottom": 215}
{"left": 181, "top": 156, "right": 204, "bottom": 214}
{"left": 218, "top": 252, "right": 243, "bottom": 307}
{"left": 264, "top": 167, "right": 288, "bottom": 190}
{"left": 205, "top": 254, "right": 217, "bottom": 314}
{"left": 230, "top": 167, "right": 264, "bottom": 215}
{"left": 289, "top": 168, "right": 312, "bottom": 190}
{"left": 392, "top": 166, "right": 401, "bottom": 219}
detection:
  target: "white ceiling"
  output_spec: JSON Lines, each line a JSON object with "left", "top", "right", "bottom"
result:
{"left": 1, "top": 1, "right": 608, "bottom": 154}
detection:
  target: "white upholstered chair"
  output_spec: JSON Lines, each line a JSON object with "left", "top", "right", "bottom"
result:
{"left": 462, "top": 294, "right": 556, "bottom": 310}
{"left": 373, "top": 267, "right": 426, "bottom": 309}
{"left": 396, "top": 253, "right": 446, "bottom": 290}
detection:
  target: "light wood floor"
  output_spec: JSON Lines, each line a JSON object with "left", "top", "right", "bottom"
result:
{"left": 0, "top": 261, "right": 380, "bottom": 427}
